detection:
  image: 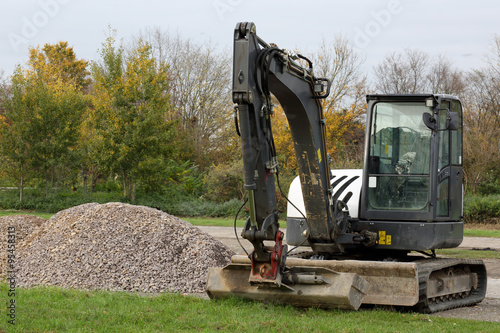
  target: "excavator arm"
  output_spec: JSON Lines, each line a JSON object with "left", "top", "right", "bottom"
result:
{"left": 233, "top": 22, "right": 342, "bottom": 285}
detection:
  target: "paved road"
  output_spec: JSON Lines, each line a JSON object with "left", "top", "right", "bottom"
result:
{"left": 460, "top": 236, "right": 500, "bottom": 251}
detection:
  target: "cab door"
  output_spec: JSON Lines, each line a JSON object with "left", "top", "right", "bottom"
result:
{"left": 436, "top": 99, "right": 463, "bottom": 221}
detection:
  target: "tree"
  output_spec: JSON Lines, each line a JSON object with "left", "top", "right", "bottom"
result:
{"left": 373, "top": 49, "right": 466, "bottom": 96}
{"left": 426, "top": 55, "right": 465, "bottom": 96}
{"left": 130, "top": 27, "right": 237, "bottom": 169}
{"left": 0, "top": 70, "right": 9, "bottom": 186}
{"left": 270, "top": 37, "right": 367, "bottom": 179}
{"left": 373, "top": 48, "right": 429, "bottom": 94}
{"left": 311, "top": 37, "right": 367, "bottom": 168}
{"left": 461, "top": 36, "right": 500, "bottom": 192}
{"left": 32, "top": 42, "right": 91, "bottom": 91}
{"left": 312, "top": 36, "right": 366, "bottom": 111}
{"left": 90, "top": 33, "right": 177, "bottom": 199}
{"left": 0, "top": 74, "right": 32, "bottom": 202}
{"left": 82, "top": 32, "right": 125, "bottom": 197}
{"left": 0, "top": 42, "right": 88, "bottom": 200}
{"left": 485, "top": 34, "right": 500, "bottom": 79}
{"left": 462, "top": 100, "right": 499, "bottom": 193}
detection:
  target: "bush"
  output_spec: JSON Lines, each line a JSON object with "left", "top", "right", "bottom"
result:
{"left": 477, "top": 181, "right": 500, "bottom": 196}
{"left": 94, "top": 179, "right": 122, "bottom": 193}
{"left": 128, "top": 192, "right": 245, "bottom": 218}
{"left": 203, "top": 160, "right": 244, "bottom": 202}
{"left": 0, "top": 185, "right": 246, "bottom": 218}
{"left": 0, "top": 188, "right": 122, "bottom": 213}
{"left": 163, "top": 160, "right": 205, "bottom": 197}
{"left": 463, "top": 194, "right": 500, "bottom": 224}
{"left": 172, "top": 198, "right": 244, "bottom": 217}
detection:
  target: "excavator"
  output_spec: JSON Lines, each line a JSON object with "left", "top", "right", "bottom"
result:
{"left": 206, "top": 22, "right": 487, "bottom": 313}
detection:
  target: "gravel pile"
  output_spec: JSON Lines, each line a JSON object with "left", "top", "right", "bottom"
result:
{"left": 16, "top": 203, "right": 234, "bottom": 293}
{"left": 0, "top": 215, "right": 45, "bottom": 277}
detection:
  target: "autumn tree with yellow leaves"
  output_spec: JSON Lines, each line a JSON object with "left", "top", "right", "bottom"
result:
{"left": 0, "top": 42, "right": 88, "bottom": 201}
{"left": 271, "top": 36, "right": 367, "bottom": 182}
{"left": 88, "top": 33, "right": 177, "bottom": 200}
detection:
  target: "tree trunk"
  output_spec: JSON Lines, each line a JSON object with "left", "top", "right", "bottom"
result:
{"left": 51, "top": 164, "right": 55, "bottom": 194}
{"left": 45, "top": 170, "right": 49, "bottom": 199}
{"left": 90, "top": 173, "right": 94, "bottom": 199}
{"left": 19, "top": 174, "right": 23, "bottom": 204}
{"left": 122, "top": 170, "right": 131, "bottom": 199}
{"left": 82, "top": 169, "right": 87, "bottom": 198}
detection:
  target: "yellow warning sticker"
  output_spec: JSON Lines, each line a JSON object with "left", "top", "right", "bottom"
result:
{"left": 378, "top": 231, "right": 391, "bottom": 245}
{"left": 379, "top": 231, "right": 386, "bottom": 245}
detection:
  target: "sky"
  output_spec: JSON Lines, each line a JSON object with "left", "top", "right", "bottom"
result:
{"left": 1, "top": 0, "right": 499, "bottom": 85}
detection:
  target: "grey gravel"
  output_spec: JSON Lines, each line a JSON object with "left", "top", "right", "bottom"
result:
{"left": 0, "top": 214, "right": 45, "bottom": 277}
{"left": 14, "top": 203, "right": 234, "bottom": 293}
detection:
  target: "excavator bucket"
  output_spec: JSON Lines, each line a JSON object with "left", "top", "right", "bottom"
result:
{"left": 206, "top": 255, "right": 421, "bottom": 309}
{"left": 207, "top": 263, "right": 369, "bottom": 310}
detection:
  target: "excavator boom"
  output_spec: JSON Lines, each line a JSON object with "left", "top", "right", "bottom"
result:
{"left": 208, "top": 22, "right": 369, "bottom": 309}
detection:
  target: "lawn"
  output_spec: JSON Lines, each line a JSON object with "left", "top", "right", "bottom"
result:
{"left": 0, "top": 210, "right": 498, "bottom": 331}
{"left": 463, "top": 224, "right": 500, "bottom": 238}
{"left": 436, "top": 248, "right": 500, "bottom": 260}
{"left": 1, "top": 284, "right": 498, "bottom": 333}
{"left": 0, "top": 210, "right": 53, "bottom": 220}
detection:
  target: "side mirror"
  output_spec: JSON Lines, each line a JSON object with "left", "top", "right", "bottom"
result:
{"left": 447, "top": 111, "right": 459, "bottom": 130}
{"left": 423, "top": 113, "right": 437, "bottom": 131}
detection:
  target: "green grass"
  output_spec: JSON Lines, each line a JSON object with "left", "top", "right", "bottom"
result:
{"left": 182, "top": 216, "right": 247, "bottom": 227}
{"left": 464, "top": 228, "right": 500, "bottom": 238}
{"left": 182, "top": 216, "right": 288, "bottom": 229}
{"left": 0, "top": 210, "right": 53, "bottom": 220}
{"left": 0, "top": 284, "right": 498, "bottom": 333}
{"left": 436, "top": 248, "right": 500, "bottom": 260}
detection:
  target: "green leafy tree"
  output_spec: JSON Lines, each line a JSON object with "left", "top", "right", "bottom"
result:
{"left": 90, "top": 33, "right": 176, "bottom": 199}
{"left": 0, "top": 42, "right": 88, "bottom": 200}
{"left": 0, "top": 78, "right": 32, "bottom": 202}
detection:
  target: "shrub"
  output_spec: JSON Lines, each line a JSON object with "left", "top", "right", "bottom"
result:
{"left": 164, "top": 160, "right": 204, "bottom": 197}
{"left": 172, "top": 198, "right": 244, "bottom": 217}
{"left": 0, "top": 188, "right": 122, "bottom": 213}
{"left": 477, "top": 181, "right": 500, "bottom": 196}
{"left": 203, "top": 160, "right": 244, "bottom": 202}
{"left": 463, "top": 194, "right": 500, "bottom": 224}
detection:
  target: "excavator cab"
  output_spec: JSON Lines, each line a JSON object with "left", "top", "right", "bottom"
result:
{"left": 363, "top": 94, "right": 462, "bottom": 220}
{"left": 353, "top": 94, "right": 465, "bottom": 251}
{"left": 287, "top": 94, "right": 466, "bottom": 252}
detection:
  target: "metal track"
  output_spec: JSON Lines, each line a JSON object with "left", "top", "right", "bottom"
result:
{"left": 289, "top": 252, "right": 487, "bottom": 313}
{"left": 412, "top": 258, "right": 487, "bottom": 313}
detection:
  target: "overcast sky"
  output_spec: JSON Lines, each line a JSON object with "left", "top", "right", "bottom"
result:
{"left": 2, "top": 0, "right": 499, "bottom": 84}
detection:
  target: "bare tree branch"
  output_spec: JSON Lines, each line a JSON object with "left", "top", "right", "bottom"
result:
{"left": 311, "top": 35, "right": 366, "bottom": 112}
{"left": 374, "top": 48, "right": 429, "bottom": 94}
